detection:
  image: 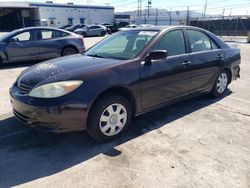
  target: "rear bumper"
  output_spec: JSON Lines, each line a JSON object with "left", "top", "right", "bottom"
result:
{"left": 10, "top": 88, "right": 89, "bottom": 133}
{"left": 232, "top": 65, "right": 240, "bottom": 81}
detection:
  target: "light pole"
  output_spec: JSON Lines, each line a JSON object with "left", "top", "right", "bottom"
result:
{"left": 203, "top": 0, "right": 208, "bottom": 19}
{"left": 147, "top": 0, "right": 152, "bottom": 17}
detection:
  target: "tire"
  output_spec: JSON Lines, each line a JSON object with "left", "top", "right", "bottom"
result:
{"left": 61, "top": 46, "right": 77, "bottom": 56}
{"left": 82, "top": 32, "right": 87, "bottom": 37}
{"left": 210, "top": 70, "right": 229, "bottom": 98}
{"left": 100, "top": 31, "right": 106, "bottom": 36}
{"left": 87, "top": 93, "right": 132, "bottom": 142}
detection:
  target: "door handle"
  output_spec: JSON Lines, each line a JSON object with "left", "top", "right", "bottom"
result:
{"left": 182, "top": 61, "right": 191, "bottom": 65}
{"left": 217, "top": 54, "right": 224, "bottom": 59}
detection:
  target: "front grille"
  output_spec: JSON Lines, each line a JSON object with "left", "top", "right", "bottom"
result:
{"left": 13, "top": 110, "right": 28, "bottom": 123}
{"left": 17, "top": 82, "right": 32, "bottom": 94}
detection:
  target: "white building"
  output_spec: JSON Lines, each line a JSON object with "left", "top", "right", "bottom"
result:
{"left": 0, "top": 1, "right": 114, "bottom": 30}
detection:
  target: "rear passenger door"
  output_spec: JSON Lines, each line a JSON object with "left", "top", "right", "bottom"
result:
{"left": 186, "top": 29, "right": 224, "bottom": 93}
{"left": 36, "top": 29, "right": 64, "bottom": 59}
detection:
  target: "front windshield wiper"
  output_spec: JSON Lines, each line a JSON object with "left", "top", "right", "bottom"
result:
{"left": 85, "top": 54, "right": 106, "bottom": 58}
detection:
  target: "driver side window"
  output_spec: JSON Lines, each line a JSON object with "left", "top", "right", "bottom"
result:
{"left": 152, "top": 30, "right": 186, "bottom": 56}
{"left": 11, "top": 31, "right": 33, "bottom": 42}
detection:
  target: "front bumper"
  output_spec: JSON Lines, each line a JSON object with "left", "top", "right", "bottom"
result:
{"left": 10, "top": 86, "right": 89, "bottom": 133}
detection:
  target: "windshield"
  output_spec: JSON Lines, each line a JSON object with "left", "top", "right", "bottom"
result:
{"left": 85, "top": 30, "right": 158, "bottom": 60}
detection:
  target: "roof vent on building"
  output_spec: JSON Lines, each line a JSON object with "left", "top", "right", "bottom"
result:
{"left": 46, "top": 1, "right": 53, "bottom": 3}
{"left": 67, "top": 2, "right": 74, "bottom": 4}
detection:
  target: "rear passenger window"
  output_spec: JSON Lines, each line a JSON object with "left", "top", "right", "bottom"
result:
{"left": 41, "top": 30, "right": 53, "bottom": 39}
{"left": 152, "top": 30, "right": 186, "bottom": 56}
{"left": 39, "top": 30, "right": 68, "bottom": 39}
{"left": 187, "top": 30, "right": 216, "bottom": 52}
{"left": 211, "top": 40, "right": 219, "bottom": 50}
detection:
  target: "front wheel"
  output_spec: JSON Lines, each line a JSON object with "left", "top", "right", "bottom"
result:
{"left": 210, "top": 70, "right": 229, "bottom": 97}
{"left": 87, "top": 93, "right": 132, "bottom": 141}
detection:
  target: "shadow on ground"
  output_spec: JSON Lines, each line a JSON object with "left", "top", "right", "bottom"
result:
{"left": 0, "top": 91, "right": 232, "bottom": 187}
{"left": 0, "top": 61, "right": 41, "bottom": 70}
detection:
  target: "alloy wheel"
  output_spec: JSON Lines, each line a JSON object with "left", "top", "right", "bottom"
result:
{"left": 216, "top": 72, "right": 228, "bottom": 93}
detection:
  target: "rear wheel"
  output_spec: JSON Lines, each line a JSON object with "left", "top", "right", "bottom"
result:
{"left": 87, "top": 93, "right": 132, "bottom": 142}
{"left": 100, "top": 31, "right": 106, "bottom": 36}
{"left": 61, "top": 47, "right": 77, "bottom": 56}
{"left": 211, "top": 70, "right": 229, "bottom": 97}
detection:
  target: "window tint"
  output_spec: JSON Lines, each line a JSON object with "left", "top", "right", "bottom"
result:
{"left": 187, "top": 30, "right": 212, "bottom": 52}
{"left": 152, "top": 30, "right": 186, "bottom": 56}
{"left": 39, "top": 30, "right": 68, "bottom": 39}
{"left": 12, "top": 31, "right": 32, "bottom": 42}
{"left": 90, "top": 26, "right": 99, "bottom": 29}
{"left": 211, "top": 39, "right": 219, "bottom": 50}
{"left": 41, "top": 30, "right": 53, "bottom": 39}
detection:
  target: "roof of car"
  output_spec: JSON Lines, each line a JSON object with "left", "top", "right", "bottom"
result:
{"left": 14, "top": 26, "right": 69, "bottom": 32}
{"left": 124, "top": 25, "right": 202, "bottom": 31}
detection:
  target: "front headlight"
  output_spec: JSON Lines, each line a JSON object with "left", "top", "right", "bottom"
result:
{"left": 28, "top": 80, "right": 83, "bottom": 98}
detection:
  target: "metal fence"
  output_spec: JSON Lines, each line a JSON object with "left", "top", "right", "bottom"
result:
{"left": 190, "top": 17, "right": 250, "bottom": 36}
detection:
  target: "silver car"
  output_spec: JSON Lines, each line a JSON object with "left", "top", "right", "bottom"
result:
{"left": 0, "top": 27, "right": 85, "bottom": 64}
{"left": 74, "top": 25, "right": 106, "bottom": 37}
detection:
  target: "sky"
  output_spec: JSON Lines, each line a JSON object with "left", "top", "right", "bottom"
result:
{"left": 0, "top": 0, "right": 249, "bottom": 15}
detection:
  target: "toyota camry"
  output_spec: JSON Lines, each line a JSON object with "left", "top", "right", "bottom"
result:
{"left": 10, "top": 26, "right": 241, "bottom": 141}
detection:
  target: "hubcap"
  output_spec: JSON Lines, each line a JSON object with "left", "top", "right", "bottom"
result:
{"left": 64, "top": 48, "right": 75, "bottom": 55}
{"left": 99, "top": 103, "right": 127, "bottom": 136}
{"left": 216, "top": 73, "right": 228, "bottom": 93}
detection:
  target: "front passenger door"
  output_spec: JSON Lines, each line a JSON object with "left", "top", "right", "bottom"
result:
{"left": 140, "top": 29, "right": 192, "bottom": 109}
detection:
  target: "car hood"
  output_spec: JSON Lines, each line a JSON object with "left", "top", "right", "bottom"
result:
{"left": 18, "top": 54, "right": 123, "bottom": 88}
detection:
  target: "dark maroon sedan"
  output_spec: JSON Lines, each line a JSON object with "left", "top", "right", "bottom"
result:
{"left": 10, "top": 26, "right": 240, "bottom": 141}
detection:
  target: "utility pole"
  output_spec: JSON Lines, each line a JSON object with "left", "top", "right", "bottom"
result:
{"left": 140, "top": 0, "right": 142, "bottom": 18}
{"left": 186, "top": 6, "right": 190, "bottom": 25}
{"left": 203, "top": 0, "right": 208, "bottom": 19}
{"left": 169, "top": 7, "right": 172, "bottom": 25}
{"left": 234, "top": 18, "right": 239, "bottom": 37}
{"left": 146, "top": 0, "right": 152, "bottom": 17}
{"left": 220, "top": 8, "right": 225, "bottom": 36}
{"left": 155, "top": 8, "right": 158, "bottom": 25}
{"left": 137, "top": 0, "right": 140, "bottom": 18}
{"left": 229, "top": 8, "right": 232, "bottom": 17}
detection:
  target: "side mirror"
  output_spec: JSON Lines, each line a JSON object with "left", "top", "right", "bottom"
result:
{"left": 8, "top": 38, "right": 17, "bottom": 43}
{"left": 145, "top": 50, "right": 167, "bottom": 64}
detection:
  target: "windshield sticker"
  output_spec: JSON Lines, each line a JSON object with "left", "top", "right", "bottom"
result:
{"left": 138, "top": 31, "right": 157, "bottom": 36}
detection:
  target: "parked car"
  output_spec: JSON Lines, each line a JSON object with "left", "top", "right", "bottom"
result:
{"left": 0, "top": 27, "right": 85, "bottom": 64}
{"left": 102, "top": 23, "right": 115, "bottom": 34}
{"left": 59, "top": 24, "right": 72, "bottom": 29}
{"left": 65, "top": 24, "right": 86, "bottom": 32}
{"left": 74, "top": 25, "right": 106, "bottom": 37}
{"left": 118, "top": 24, "right": 138, "bottom": 31}
{"left": 247, "top": 31, "right": 250, "bottom": 43}
{"left": 139, "top": 24, "right": 154, "bottom": 27}
{"left": 117, "top": 21, "right": 129, "bottom": 28}
{"left": 10, "top": 26, "right": 240, "bottom": 141}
